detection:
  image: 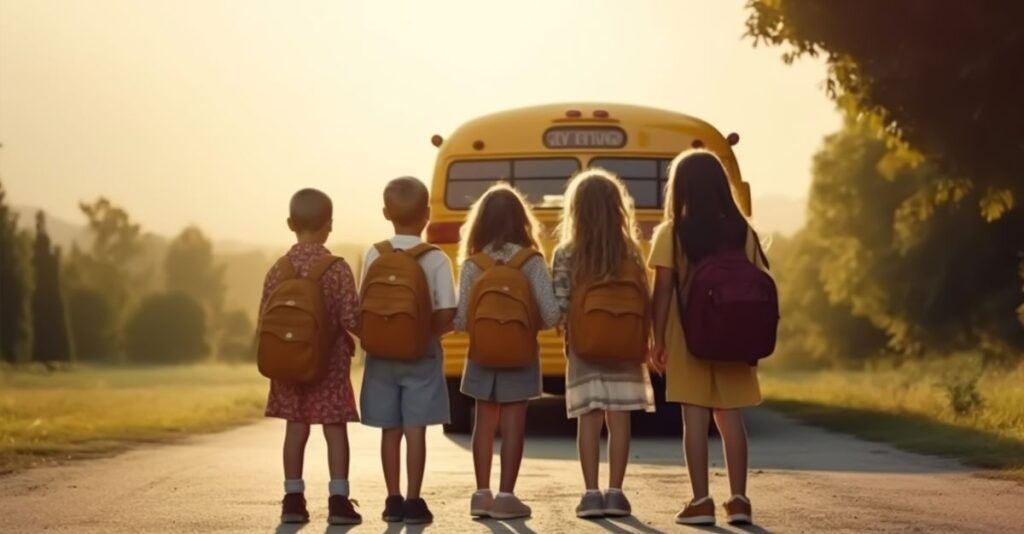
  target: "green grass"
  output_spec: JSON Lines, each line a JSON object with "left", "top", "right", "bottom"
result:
{"left": 0, "top": 364, "right": 267, "bottom": 474}
{"left": 761, "top": 360, "right": 1024, "bottom": 479}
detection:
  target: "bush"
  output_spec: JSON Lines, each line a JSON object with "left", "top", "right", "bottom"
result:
{"left": 124, "top": 291, "right": 208, "bottom": 364}
{"left": 938, "top": 358, "right": 986, "bottom": 417}
{"left": 217, "top": 309, "right": 255, "bottom": 363}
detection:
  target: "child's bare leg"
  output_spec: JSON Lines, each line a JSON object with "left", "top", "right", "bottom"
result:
{"left": 472, "top": 400, "right": 501, "bottom": 491}
{"left": 576, "top": 410, "right": 604, "bottom": 490}
{"left": 682, "top": 404, "right": 712, "bottom": 500}
{"left": 322, "top": 424, "right": 350, "bottom": 480}
{"left": 605, "top": 410, "right": 631, "bottom": 490}
{"left": 403, "top": 425, "right": 427, "bottom": 499}
{"left": 713, "top": 408, "right": 748, "bottom": 497}
{"left": 283, "top": 421, "right": 311, "bottom": 482}
{"left": 381, "top": 427, "right": 403, "bottom": 496}
{"left": 498, "top": 401, "right": 528, "bottom": 494}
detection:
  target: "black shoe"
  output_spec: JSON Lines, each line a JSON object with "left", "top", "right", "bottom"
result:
{"left": 403, "top": 497, "right": 433, "bottom": 525}
{"left": 327, "top": 495, "right": 362, "bottom": 525}
{"left": 382, "top": 495, "right": 404, "bottom": 522}
{"left": 280, "top": 493, "right": 309, "bottom": 523}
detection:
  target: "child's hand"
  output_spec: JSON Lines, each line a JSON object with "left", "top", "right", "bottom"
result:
{"left": 647, "top": 342, "right": 667, "bottom": 375}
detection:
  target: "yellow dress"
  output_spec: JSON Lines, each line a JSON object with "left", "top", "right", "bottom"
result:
{"left": 647, "top": 222, "right": 763, "bottom": 409}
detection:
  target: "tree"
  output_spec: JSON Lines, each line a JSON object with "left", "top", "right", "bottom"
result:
{"left": 124, "top": 291, "right": 208, "bottom": 364}
{"left": 0, "top": 178, "right": 29, "bottom": 363}
{"left": 64, "top": 198, "right": 144, "bottom": 358}
{"left": 66, "top": 288, "right": 117, "bottom": 362}
{"left": 31, "top": 212, "right": 73, "bottom": 364}
{"left": 165, "top": 226, "right": 226, "bottom": 315}
{"left": 746, "top": 1, "right": 1023, "bottom": 220}
{"left": 746, "top": 1, "right": 1024, "bottom": 357}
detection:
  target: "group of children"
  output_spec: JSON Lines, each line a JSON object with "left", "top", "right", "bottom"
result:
{"left": 259, "top": 149, "right": 765, "bottom": 528}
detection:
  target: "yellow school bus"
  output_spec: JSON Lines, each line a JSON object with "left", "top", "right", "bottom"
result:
{"left": 426, "top": 103, "right": 750, "bottom": 432}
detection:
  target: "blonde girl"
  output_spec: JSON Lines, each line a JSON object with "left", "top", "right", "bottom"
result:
{"left": 453, "top": 184, "right": 561, "bottom": 520}
{"left": 552, "top": 169, "right": 655, "bottom": 519}
{"left": 648, "top": 150, "right": 767, "bottom": 526}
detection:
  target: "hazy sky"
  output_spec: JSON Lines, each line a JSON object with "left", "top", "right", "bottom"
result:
{"left": 0, "top": 0, "right": 840, "bottom": 246}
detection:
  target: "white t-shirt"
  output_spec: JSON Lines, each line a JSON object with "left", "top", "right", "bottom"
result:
{"left": 361, "top": 235, "right": 457, "bottom": 311}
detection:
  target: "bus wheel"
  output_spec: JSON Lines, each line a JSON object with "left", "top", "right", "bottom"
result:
{"left": 443, "top": 377, "right": 473, "bottom": 434}
{"left": 632, "top": 371, "right": 681, "bottom": 436}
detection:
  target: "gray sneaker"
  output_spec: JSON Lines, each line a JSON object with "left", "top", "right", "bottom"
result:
{"left": 603, "top": 490, "right": 631, "bottom": 517}
{"left": 575, "top": 491, "right": 605, "bottom": 519}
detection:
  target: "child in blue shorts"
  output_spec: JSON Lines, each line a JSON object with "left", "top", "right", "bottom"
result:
{"left": 359, "top": 176, "right": 456, "bottom": 525}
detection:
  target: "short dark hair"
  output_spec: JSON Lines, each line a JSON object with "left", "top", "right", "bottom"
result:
{"left": 289, "top": 188, "right": 333, "bottom": 232}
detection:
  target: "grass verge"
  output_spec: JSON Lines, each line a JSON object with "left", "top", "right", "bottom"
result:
{"left": 761, "top": 361, "right": 1024, "bottom": 480}
{"left": 0, "top": 364, "right": 267, "bottom": 474}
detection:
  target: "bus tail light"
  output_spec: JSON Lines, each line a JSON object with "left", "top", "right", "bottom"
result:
{"left": 426, "top": 221, "right": 463, "bottom": 244}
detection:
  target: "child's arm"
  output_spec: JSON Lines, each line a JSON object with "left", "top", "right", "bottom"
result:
{"left": 333, "top": 259, "right": 361, "bottom": 338}
{"left": 551, "top": 248, "right": 571, "bottom": 324}
{"left": 524, "top": 255, "right": 562, "bottom": 330}
{"left": 452, "top": 261, "right": 478, "bottom": 332}
{"left": 433, "top": 308, "right": 456, "bottom": 335}
{"left": 648, "top": 266, "right": 673, "bottom": 373}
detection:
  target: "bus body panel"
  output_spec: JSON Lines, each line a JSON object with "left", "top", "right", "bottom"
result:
{"left": 429, "top": 103, "right": 750, "bottom": 383}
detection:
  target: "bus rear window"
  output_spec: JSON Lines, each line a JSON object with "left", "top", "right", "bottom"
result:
{"left": 588, "top": 157, "right": 672, "bottom": 209}
{"left": 446, "top": 158, "right": 580, "bottom": 209}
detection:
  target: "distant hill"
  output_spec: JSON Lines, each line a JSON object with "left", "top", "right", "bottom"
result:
{"left": 13, "top": 205, "right": 364, "bottom": 319}
{"left": 751, "top": 195, "right": 807, "bottom": 236}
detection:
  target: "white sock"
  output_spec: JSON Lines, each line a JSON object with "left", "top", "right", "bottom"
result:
{"left": 329, "top": 479, "right": 350, "bottom": 497}
{"left": 284, "top": 479, "right": 305, "bottom": 494}
{"left": 585, "top": 488, "right": 601, "bottom": 495}
{"left": 474, "top": 489, "right": 493, "bottom": 496}
{"left": 606, "top": 488, "right": 623, "bottom": 494}
{"left": 496, "top": 492, "right": 515, "bottom": 498}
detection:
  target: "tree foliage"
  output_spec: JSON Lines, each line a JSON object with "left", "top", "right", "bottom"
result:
{"left": 165, "top": 226, "right": 226, "bottom": 315}
{"left": 124, "top": 291, "right": 208, "bottom": 364}
{"left": 0, "top": 179, "right": 29, "bottom": 363}
{"left": 66, "top": 288, "right": 118, "bottom": 362}
{"left": 31, "top": 212, "right": 73, "bottom": 364}
{"left": 747, "top": 1, "right": 1024, "bottom": 360}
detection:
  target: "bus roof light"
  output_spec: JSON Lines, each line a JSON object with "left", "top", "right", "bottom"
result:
{"left": 431, "top": 134, "right": 443, "bottom": 147}
{"left": 727, "top": 132, "right": 740, "bottom": 146}
{"left": 472, "top": 140, "right": 485, "bottom": 150}
{"left": 691, "top": 139, "right": 704, "bottom": 148}
{"left": 565, "top": 109, "right": 582, "bottom": 118}
{"left": 593, "top": 109, "right": 609, "bottom": 118}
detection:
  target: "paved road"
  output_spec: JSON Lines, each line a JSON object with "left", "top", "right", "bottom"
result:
{"left": 1, "top": 400, "right": 1022, "bottom": 533}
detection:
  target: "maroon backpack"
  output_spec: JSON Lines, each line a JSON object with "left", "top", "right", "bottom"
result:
{"left": 678, "top": 246, "right": 779, "bottom": 364}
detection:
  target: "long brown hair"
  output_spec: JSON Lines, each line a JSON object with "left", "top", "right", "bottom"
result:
{"left": 556, "top": 169, "right": 643, "bottom": 284}
{"left": 664, "top": 149, "right": 750, "bottom": 264}
{"left": 458, "top": 183, "right": 541, "bottom": 263}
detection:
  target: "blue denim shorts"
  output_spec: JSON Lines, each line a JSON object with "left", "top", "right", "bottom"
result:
{"left": 359, "top": 339, "right": 450, "bottom": 428}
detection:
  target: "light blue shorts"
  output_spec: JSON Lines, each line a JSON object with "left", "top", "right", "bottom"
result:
{"left": 359, "top": 339, "right": 450, "bottom": 428}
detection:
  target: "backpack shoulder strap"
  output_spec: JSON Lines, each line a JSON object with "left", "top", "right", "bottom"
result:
{"left": 507, "top": 247, "right": 540, "bottom": 270}
{"left": 405, "top": 243, "right": 438, "bottom": 259}
{"left": 274, "top": 256, "right": 297, "bottom": 280}
{"left": 307, "top": 255, "right": 342, "bottom": 281}
{"left": 373, "top": 241, "right": 395, "bottom": 255}
{"left": 469, "top": 252, "right": 496, "bottom": 270}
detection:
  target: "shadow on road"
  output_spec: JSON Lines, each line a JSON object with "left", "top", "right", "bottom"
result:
{"left": 472, "top": 517, "right": 538, "bottom": 534}
{"left": 443, "top": 399, "right": 972, "bottom": 474}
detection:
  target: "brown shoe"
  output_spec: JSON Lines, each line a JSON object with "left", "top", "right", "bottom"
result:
{"left": 489, "top": 494, "right": 532, "bottom": 520}
{"left": 280, "top": 493, "right": 309, "bottom": 523}
{"left": 724, "top": 495, "right": 752, "bottom": 525}
{"left": 327, "top": 495, "right": 362, "bottom": 525}
{"left": 675, "top": 496, "right": 715, "bottom": 526}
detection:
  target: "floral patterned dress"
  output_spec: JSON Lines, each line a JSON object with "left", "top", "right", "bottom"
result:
{"left": 262, "top": 243, "right": 360, "bottom": 424}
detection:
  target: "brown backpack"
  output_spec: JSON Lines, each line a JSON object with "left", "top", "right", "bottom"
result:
{"left": 257, "top": 255, "right": 340, "bottom": 384}
{"left": 359, "top": 241, "right": 437, "bottom": 360}
{"left": 568, "top": 259, "right": 650, "bottom": 364}
{"left": 466, "top": 248, "right": 541, "bottom": 368}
